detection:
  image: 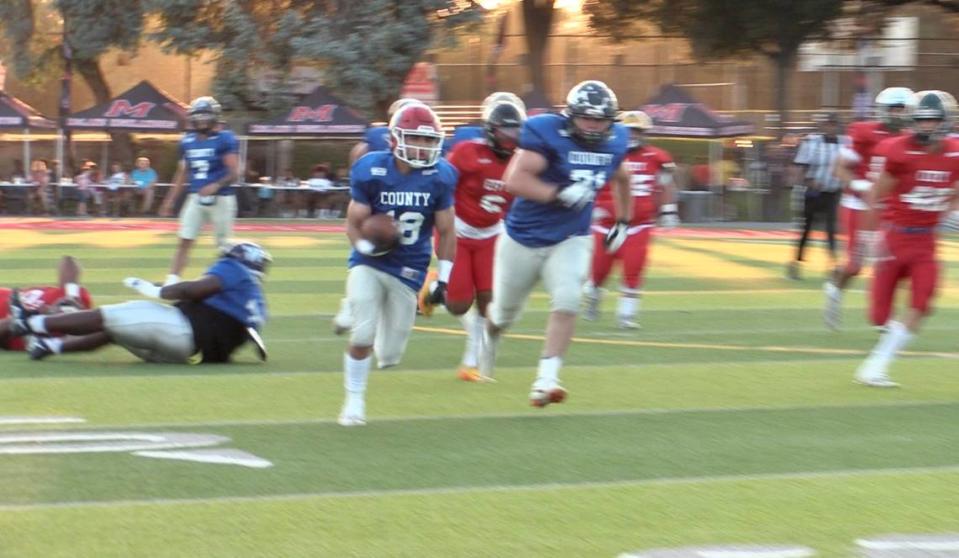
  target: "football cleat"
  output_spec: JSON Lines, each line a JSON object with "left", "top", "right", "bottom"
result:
{"left": 332, "top": 298, "right": 352, "bottom": 336}
{"left": 855, "top": 356, "right": 899, "bottom": 388}
{"left": 417, "top": 270, "right": 440, "bottom": 317}
{"left": 823, "top": 281, "right": 842, "bottom": 331}
{"left": 337, "top": 397, "right": 367, "bottom": 427}
{"left": 529, "top": 380, "right": 568, "bottom": 408}
{"left": 27, "top": 337, "right": 56, "bottom": 361}
{"left": 457, "top": 365, "right": 496, "bottom": 383}
{"left": 617, "top": 316, "right": 640, "bottom": 330}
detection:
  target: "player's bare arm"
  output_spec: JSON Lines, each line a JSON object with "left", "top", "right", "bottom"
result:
{"left": 434, "top": 207, "right": 456, "bottom": 263}
{"left": 503, "top": 148, "right": 554, "bottom": 202}
{"left": 611, "top": 162, "right": 633, "bottom": 222}
{"left": 349, "top": 142, "right": 369, "bottom": 166}
{"left": 159, "top": 275, "right": 223, "bottom": 301}
{"left": 345, "top": 201, "right": 373, "bottom": 247}
{"left": 864, "top": 170, "right": 897, "bottom": 230}
{"left": 159, "top": 160, "right": 187, "bottom": 217}
{"left": 198, "top": 153, "right": 238, "bottom": 197}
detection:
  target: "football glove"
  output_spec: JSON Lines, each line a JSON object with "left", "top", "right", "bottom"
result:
{"left": 556, "top": 182, "right": 595, "bottom": 211}
{"left": 354, "top": 239, "right": 392, "bottom": 257}
{"left": 123, "top": 277, "right": 162, "bottom": 299}
{"left": 604, "top": 220, "right": 629, "bottom": 254}
{"left": 659, "top": 203, "right": 680, "bottom": 229}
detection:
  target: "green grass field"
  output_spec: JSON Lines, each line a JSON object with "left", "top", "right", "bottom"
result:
{"left": 0, "top": 221, "right": 957, "bottom": 557}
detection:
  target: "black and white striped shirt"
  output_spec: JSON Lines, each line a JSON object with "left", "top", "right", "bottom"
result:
{"left": 793, "top": 134, "right": 849, "bottom": 192}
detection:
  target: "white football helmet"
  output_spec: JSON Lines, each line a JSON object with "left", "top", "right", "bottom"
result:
{"left": 875, "top": 87, "right": 916, "bottom": 131}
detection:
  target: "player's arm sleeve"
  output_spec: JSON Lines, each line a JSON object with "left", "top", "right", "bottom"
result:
{"left": 223, "top": 132, "right": 240, "bottom": 154}
{"left": 349, "top": 163, "right": 373, "bottom": 205}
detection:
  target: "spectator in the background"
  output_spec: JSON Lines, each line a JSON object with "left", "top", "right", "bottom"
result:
{"left": 29, "top": 159, "right": 52, "bottom": 215}
{"left": 75, "top": 162, "right": 100, "bottom": 218}
{"left": 307, "top": 164, "right": 332, "bottom": 218}
{"left": 10, "top": 159, "right": 25, "bottom": 183}
{"left": 130, "top": 156, "right": 158, "bottom": 215}
{"left": 105, "top": 162, "right": 129, "bottom": 217}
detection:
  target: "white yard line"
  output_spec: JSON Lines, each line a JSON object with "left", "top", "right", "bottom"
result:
{"left": 2, "top": 464, "right": 958, "bottom": 512}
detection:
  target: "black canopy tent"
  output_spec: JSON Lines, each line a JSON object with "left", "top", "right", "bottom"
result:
{"left": 521, "top": 89, "right": 556, "bottom": 116}
{"left": 65, "top": 80, "right": 188, "bottom": 132}
{"left": 0, "top": 90, "right": 56, "bottom": 175}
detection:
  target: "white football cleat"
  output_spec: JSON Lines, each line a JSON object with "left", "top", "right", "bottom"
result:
{"left": 617, "top": 315, "right": 640, "bottom": 330}
{"left": 478, "top": 327, "right": 499, "bottom": 380}
{"left": 337, "top": 397, "right": 366, "bottom": 426}
{"left": 529, "top": 379, "right": 568, "bottom": 408}
{"left": 332, "top": 298, "right": 352, "bottom": 336}
{"left": 823, "top": 281, "right": 842, "bottom": 331}
{"left": 855, "top": 357, "right": 899, "bottom": 388}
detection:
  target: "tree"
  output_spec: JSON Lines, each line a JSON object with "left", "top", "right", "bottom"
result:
{"left": 521, "top": 0, "right": 555, "bottom": 96}
{"left": 0, "top": 0, "right": 145, "bottom": 165}
{"left": 293, "top": 0, "right": 482, "bottom": 119}
{"left": 585, "top": 0, "right": 845, "bottom": 135}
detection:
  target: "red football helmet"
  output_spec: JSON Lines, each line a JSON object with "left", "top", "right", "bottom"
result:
{"left": 389, "top": 103, "right": 444, "bottom": 168}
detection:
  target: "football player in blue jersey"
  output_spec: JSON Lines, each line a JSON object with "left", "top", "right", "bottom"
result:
{"left": 9, "top": 241, "right": 270, "bottom": 364}
{"left": 337, "top": 102, "right": 458, "bottom": 426}
{"left": 159, "top": 96, "right": 240, "bottom": 286}
{"left": 479, "top": 80, "right": 634, "bottom": 406}
{"left": 348, "top": 98, "right": 420, "bottom": 165}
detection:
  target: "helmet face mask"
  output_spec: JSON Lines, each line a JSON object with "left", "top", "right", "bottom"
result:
{"left": 390, "top": 104, "right": 444, "bottom": 168}
{"left": 564, "top": 80, "right": 618, "bottom": 147}
{"left": 484, "top": 101, "right": 526, "bottom": 158}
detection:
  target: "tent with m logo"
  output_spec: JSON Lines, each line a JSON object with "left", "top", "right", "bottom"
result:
{"left": 640, "top": 84, "right": 754, "bottom": 138}
{"left": 66, "top": 80, "right": 187, "bottom": 132}
{"left": 246, "top": 85, "right": 368, "bottom": 137}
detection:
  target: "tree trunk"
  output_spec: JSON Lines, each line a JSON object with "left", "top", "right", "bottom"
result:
{"left": 522, "top": 0, "right": 555, "bottom": 96}
{"left": 772, "top": 51, "right": 795, "bottom": 139}
{"left": 75, "top": 58, "right": 135, "bottom": 165}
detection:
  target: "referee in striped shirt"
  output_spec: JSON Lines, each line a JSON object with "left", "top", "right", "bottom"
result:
{"left": 787, "top": 112, "right": 846, "bottom": 280}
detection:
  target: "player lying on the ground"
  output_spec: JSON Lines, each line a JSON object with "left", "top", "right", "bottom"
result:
{"left": 4, "top": 241, "right": 270, "bottom": 364}
{"left": 583, "top": 110, "right": 678, "bottom": 330}
{"left": 854, "top": 90, "right": 959, "bottom": 387}
{"left": 0, "top": 256, "right": 93, "bottom": 351}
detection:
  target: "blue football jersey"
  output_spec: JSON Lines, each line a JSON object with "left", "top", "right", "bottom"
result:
{"left": 348, "top": 151, "right": 458, "bottom": 291}
{"left": 179, "top": 129, "right": 239, "bottom": 195}
{"left": 505, "top": 114, "right": 628, "bottom": 247}
{"left": 364, "top": 126, "right": 391, "bottom": 152}
{"left": 443, "top": 125, "right": 485, "bottom": 155}
{"left": 202, "top": 258, "right": 268, "bottom": 330}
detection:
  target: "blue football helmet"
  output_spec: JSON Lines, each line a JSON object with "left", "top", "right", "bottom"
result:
{"left": 564, "top": 80, "right": 619, "bottom": 146}
{"left": 221, "top": 241, "right": 272, "bottom": 278}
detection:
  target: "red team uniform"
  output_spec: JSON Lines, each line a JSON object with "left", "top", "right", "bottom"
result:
{"left": 842, "top": 121, "right": 904, "bottom": 274}
{"left": 869, "top": 135, "right": 959, "bottom": 326}
{"left": 0, "top": 286, "right": 93, "bottom": 350}
{"left": 445, "top": 139, "right": 514, "bottom": 304}
{"left": 590, "top": 145, "right": 674, "bottom": 291}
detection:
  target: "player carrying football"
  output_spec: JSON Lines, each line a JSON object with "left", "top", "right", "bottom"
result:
{"left": 855, "top": 90, "right": 959, "bottom": 387}
{"left": 583, "top": 110, "right": 678, "bottom": 329}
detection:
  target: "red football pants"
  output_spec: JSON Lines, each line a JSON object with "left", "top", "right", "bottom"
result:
{"left": 590, "top": 225, "right": 653, "bottom": 291}
{"left": 841, "top": 205, "right": 865, "bottom": 276}
{"left": 447, "top": 235, "right": 497, "bottom": 304}
{"left": 869, "top": 230, "right": 938, "bottom": 326}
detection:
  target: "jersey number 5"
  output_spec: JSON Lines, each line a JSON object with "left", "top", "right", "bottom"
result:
{"left": 388, "top": 210, "right": 425, "bottom": 245}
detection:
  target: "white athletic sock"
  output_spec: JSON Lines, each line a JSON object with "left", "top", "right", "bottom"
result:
{"left": 27, "top": 316, "right": 48, "bottom": 334}
{"left": 164, "top": 274, "right": 181, "bottom": 287}
{"left": 872, "top": 320, "right": 913, "bottom": 361}
{"left": 471, "top": 316, "right": 486, "bottom": 365}
{"left": 617, "top": 295, "right": 639, "bottom": 319}
{"left": 45, "top": 337, "right": 64, "bottom": 354}
{"left": 537, "top": 356, "right": 563, "bottom": 384}
{"left": 343, "top": 353, "right": 372, "bottom": 397}
{"left": 460, "top": 310, "right": 478, "bottom": 367}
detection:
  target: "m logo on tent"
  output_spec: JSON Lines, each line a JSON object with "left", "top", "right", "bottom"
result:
{"left": 288, "top": 104, "right": 337, "bottom": 122}
{"left": 105, "top": 100, "right": 156, "bottom": 118}
{"left": 642, "top": 103, "right": 688, "bottom": 123}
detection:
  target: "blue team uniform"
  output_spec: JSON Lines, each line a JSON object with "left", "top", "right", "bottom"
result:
{"left": 348, "top": 152, "right": 458, "bottom": 291}
{"left": 203, "top": 258, "right": 268, "bottom": 330}
{"left": 179, "top": 129, "right": 239, "bottom": 195}
{"left": 505, "top": 113, "right": 628, "bottom": 248}
{"left": 443, "top": 125, "right": 485, "bottom": 155}
{"left": 364, "top": 126, "right": 391, "bottom": 152}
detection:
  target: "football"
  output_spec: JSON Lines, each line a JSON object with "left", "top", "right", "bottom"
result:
{"left": 360, "top": 213, "right": 400, "bottom": 250}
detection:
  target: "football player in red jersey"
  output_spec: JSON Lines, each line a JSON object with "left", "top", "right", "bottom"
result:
{"left": 854, "top": 91, "right": 959, "bottom": 387}
{"left": 825, "top": 87, "right": 915, "bottom": 329}
{"left": 583, "top": 111, "right": 677, "bottom": 329}
{"left": 427, "top": 98, "right": 526, "bottom": 382}
{"left": 0, "top": 256, "right": 92, "bottom": 351}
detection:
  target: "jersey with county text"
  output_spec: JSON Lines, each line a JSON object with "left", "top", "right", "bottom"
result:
{"left": 447, "top": 139, "right": 513, "bottom": 236}
{"left": 349, "top": 151, "right": 458, "bottom": 290}
{"left": 506, "top": 113, "right": 629, "bottom": 247}
{"left": 881, "top": 135, "right": 959, "bottom": 228}
{"left": 443, "top": 125, "right": 485, "bottom": 155}
{"left": 595, "top": 145, "right": 674, "bottom": 225}
{"left": 179, "top": 129, "right": 239, "bottom": 195}
{"left": 364, "top": 126, "right": 391, "bottom": 153}
{"left": 201, "top": 258, "right": 268, "bottom": 330}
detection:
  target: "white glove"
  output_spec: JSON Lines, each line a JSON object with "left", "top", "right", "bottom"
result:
{"left": 942, "top": 210, "right": 959, "bottom": 232}
{"left": 659, "top": 203, "right": 680, "bottom": 229}
{"left": 123, "top": 277, "right": 162, "bottom": 299}
{"left": 604, "top": 221, "right": 629, "bottom": 254}
{"left": 556, "top": 182, "right": 595, "bottom": 211}
{"left": 856, "top": 230, "right": 882, "bottom": 264}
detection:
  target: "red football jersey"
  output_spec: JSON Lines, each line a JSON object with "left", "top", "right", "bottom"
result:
{"left": 0, "top": 285, "right": 93, "bottom": 351}
{"left": 595, "top": 145, "right": 674, "bottom": 225}
{"left": 881, "top": 135, "right": 959, "bottom": 228}
{"left": 447, "top": 140, "right": 513, "bottom": 231}
{"left": 848, "top": 121, "right": 902, "bottom": 181}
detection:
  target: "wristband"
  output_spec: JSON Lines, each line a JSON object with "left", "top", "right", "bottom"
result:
{"left": 64, "top": 282, "right": 81, "bottom": 299}
{"left": 661, "top": 203, "right": 678, "bottom": 214}
{"left": 437, "top": 260, "right": 454, "bottom": 283}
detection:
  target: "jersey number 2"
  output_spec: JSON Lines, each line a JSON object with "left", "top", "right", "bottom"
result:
{"left": 570, "top": 169, "right": 607, "bottom": 191}
{"left": 191, "top": 160, "right": 210, "bottom": 181}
